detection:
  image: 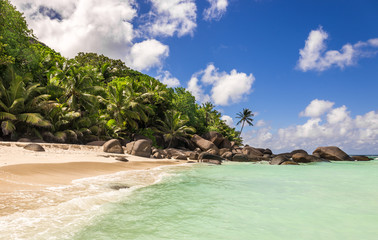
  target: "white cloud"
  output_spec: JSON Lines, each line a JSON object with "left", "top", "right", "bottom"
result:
{"left": 126, "top": 39, "right": 169, "bottom": 71}
{"left": 221, "top": 115, "right": 234, "bottom": 127}
{"left": 297, "top": 27, "right": 378, "bottom": 72}
{"left": 203, "top": 0, "right": 228, "bottom": 21}
{"left": 188, "top": 64, "right": 255, "bottom": 106}
{"left": 299, "top": 99, "right": 334, "bottom": 118}
{"left": 156, "top": 70, "right": 180, "bottom": 87}
{"left": 144, "top": 0, "right": 197, "bottom": 37}
{"left": 243, "top": 100, "right": 378, "bottom": 154}
{"left": 255, "top": 120, "right": 266, "bottom": 127}
{"left": 12, "top": 0, "right": 137, "bottom": 59}
{"left": 187, "top": 76, "right": 211, "bottom": 103}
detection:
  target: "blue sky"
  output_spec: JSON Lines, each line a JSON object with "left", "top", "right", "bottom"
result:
{"left": 11, "top": 0, "right": 378, "bottom": 153}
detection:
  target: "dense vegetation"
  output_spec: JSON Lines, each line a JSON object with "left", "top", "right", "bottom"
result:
{"left": 0, "top": 0, "right": 242, "bottom": 147}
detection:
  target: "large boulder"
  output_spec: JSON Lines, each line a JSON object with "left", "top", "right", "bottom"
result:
{"left": 292, "top": 152, "right": 310, "bottom": 163}
{"left": 185, "top": 151, "right": 199, "bottom": 160}
{"left": 231, "top": 154, "right": 250, "bottom": 162}
{"left": 313, "top": 146, "right": 353, "bottom": 161}
{"left": 221, "top": 151, "right": 233, "bottom": 160}
{"left": 128, "top": 139, "right": 152, "bottom": 158}
{"left": 219, "top": 138, "right": 232, "bottom": 149}
{"left": 263, "top": 148, "right": 272, "bottom": 155}
{"left": 103, "top": 139, "right": 124, "bottom": 154}
{"left": 24, "top": 144, "right": 45, "bottom": 152}
{"left": 199, "top": 152, "right": 224, "bottom": 161}
{"left": 191, "top": 134, "right": 219, "bottom": 155}
{"left": 270, "top": 155, "right": 289, "bottom": 165}
{"left": 291, "top": 149, "right": 308, "bottom": 155}
{"left": 242, "top": 146, "right": 264, "bottom": 157}
{"left": 203, "top": 131, "right": 224, "bottom": 148}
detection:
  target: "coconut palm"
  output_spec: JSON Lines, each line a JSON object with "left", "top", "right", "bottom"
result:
{"left": 0, "top": 68, "right": 51, "bottom": 137}
{"left": 236, "top": 108, "right": 254, "bottom": 136}
{"left": 155, "top": 110, "right": 196, "bottom": 148}
{"left": 104, "top": 79, "right": 154, "bottom": 132}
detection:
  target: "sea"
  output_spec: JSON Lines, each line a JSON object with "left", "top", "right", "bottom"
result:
{"left": 1, "top": 157, "right": 378, "bottom": 240}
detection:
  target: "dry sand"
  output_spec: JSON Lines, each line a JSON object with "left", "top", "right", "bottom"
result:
{"left": 0, "top": 142, "right": 185, "bottom": 216}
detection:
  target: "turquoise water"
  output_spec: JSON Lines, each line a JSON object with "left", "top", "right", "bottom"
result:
{"left": 73, "top": 160, "right": 378, "bottom": 240}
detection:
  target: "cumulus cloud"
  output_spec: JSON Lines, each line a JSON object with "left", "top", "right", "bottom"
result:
{"left": 221, "top": 115, "right": 234, "bottom": 127}
{"left": 144, "top": 0, "right": 197, "bottom": 37}
{"left": 203, "top": 0, "right": 228, "bottom": 21}
{"left": 297, "top": 27, "right": 378, "bottom": 71}
{"left": 187, "top": 75, "right": 211, "bottom": 103}
{"left": 12, "top": 0, "right": 137, "bottom": 59}
{"left": 156, "top": 70, "right": 180, "bottom": 87}
{"left": 243, "top": 100, "right": 378, "bottom": 154}
{"left": 299, "top": 99, "right": 334, "bottom": 118}
{"left": 126, "top": 39, "right": 169, "bottom": 71}
{"left": 187, "top": 64, "right": 255, "bottom": 106}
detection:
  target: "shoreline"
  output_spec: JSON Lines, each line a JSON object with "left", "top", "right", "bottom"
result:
{"left": 0, "top": 142, "right": 187, "bottom": 216}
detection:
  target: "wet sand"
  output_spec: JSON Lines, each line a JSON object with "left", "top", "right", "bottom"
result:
{"left": 0, "top": 142, "right": 182, "bottom": 216}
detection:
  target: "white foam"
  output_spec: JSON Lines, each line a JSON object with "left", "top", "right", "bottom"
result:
{"left": 0, "top": 164, "right": 184, "bottom": 240}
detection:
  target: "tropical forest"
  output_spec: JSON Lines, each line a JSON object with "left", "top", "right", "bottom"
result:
{"left": 0, "top": 0, "right": 243, "bottom": 148}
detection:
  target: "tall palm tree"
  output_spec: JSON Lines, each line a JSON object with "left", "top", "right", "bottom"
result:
{"left": 0, "top": 68, "right": 51, "bottom": 137}
{"left": 236, "top": 108, "right": 254, "bottom": 136}
{"left": 155, "top": 110, "right": 196, "bottom": 148}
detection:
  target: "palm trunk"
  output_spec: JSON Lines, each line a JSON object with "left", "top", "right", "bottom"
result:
{"left": 239, "top": 121, "right": 245, "bottom": 137}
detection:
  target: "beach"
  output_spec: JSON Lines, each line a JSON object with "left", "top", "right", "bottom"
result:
{"left": 0, "top": 142, "right": 183, "bottom": 216}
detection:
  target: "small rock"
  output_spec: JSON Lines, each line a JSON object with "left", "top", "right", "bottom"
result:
{"left": 115, "top": 156, "right": 128, "bottom": 162}
{"left": 23, "top": 144, "right": 45, "bottom": 152}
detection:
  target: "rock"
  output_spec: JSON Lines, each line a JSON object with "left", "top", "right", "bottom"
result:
{"left": 219, "top": 148, "right": 231, "bottom": 156}
{"left": 18, "top": 138, "right": 31, "bottom": 142}
{"left": 256, "top": 148, "right": 265, "bottom": 154}
{"left": 203, "top": 131, "right": 224, "bottom": 148}
{"left": 103, "top": 139, "right": 124, "bottom": 154}
{"left": 109, "top": 183, "right": 129, "bottom": 190}
{"left": 242, "top": 146, "right": 264, "bottom": 157}
{"left": 199, "top": 152, "right": 224, "bottom": 161}
{"left": 206, "top": 148, "right": 219, "bottom": 155}
{"left": 221, "top": 151, "right": 233, "bottom": 160}
{"left": 115, "top": 156, "right": 128, "bottom": 162}
{"left": 83, "top": 135, "right": 99, "bottom": 143}
{"left": 31, "top": 139, "right": 45, "bottom": 143}
{"left": 270, "top": 155, "right": 289, "bottom": 165}
{"left": 232, "top": 148, "right": 243, "bottom": 155}
{"left": 352, "top": 155, "right": 371, "bottom": 161}
{"left": 219, "top": 138, "right": 232, "bottom": 149}
{"left": 23, "top": 144, "right": 45, "bottom": 152}
{"left": 263, "top": 148, "right": 272, "bottom": 155}
{"left": 231, "top": 154, "right": 250, "bottom": 162}
{"left": 86, "top": 141, "right": 106, "bottom": 146}
{"left": 313, "top": 146, "right": 353, "bottom": 161}
{"left": 125, "top": 141, "right": 135, "bottom": 154}
{"left": 172, "top": 154, "right": 187, "bottom": 160}
{"left": 152, "top": 152, "right": 163, "bottom": 159}
{"left": 263, "top": 154, "right": 271, "bottom": 159}
{"left": 191, "top": 134, "right": 219, "bottom": 154}
{"left": 202, "top": 159, "right": 222, "bottom": 165}
{"left": 281, "top": 161, "right": 299, "bottom": 165}
{"left": 186, "top": 151, "right": 199, "bottom": 160}
{"left": 291, "top": 149, "right": 308, "bottom": 155}
{"left": 129, "top": 139, "right": 152, "bottom": 158}
{"left": 292, "top": 152, "right": 310, "bottom": 163}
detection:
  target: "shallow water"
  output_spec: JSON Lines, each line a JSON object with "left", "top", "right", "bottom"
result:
{"left": 2, "top": 160, "right": 378, "bottom": 240}
{"left": 74, "top": 160, "right": 378, "bottom": 240}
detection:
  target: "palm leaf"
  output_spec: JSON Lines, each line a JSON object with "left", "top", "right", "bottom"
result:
{"left": 1, "top": 120, "right": 16, "bottom": 135}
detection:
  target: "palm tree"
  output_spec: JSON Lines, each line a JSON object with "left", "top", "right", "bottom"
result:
{"left": 104, "top": 80, "right": 154, "bottom": 131}
{"left": 236, "top": 108, "right": 254, "bottom": 136}
{"left": 155, "top": 110, "right": 196, "bottom": 148}
{"left": 0, "top": 68, "right": 51, "bottom": 138}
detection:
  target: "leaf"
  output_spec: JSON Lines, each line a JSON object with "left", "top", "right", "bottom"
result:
{"left": 1, "top": 120, "right": 15, "bottom": 135}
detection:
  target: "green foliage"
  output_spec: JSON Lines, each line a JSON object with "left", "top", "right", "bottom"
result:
{"left": 236, "top": 108, "right": 254, "bottom": 136}
{"left": 155, "top": 110, "right": 196, "bottom": 148}
{"left": 0, "top": 0, "right": 247, "bottom": 145}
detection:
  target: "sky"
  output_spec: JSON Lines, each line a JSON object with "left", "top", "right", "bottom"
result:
{"left": 10, "top": 0, "right": 378, "bottom": 154}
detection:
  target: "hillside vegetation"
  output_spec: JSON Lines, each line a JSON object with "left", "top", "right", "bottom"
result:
{"left": 0, "top": 0, "right": 241, "bottom": 147}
